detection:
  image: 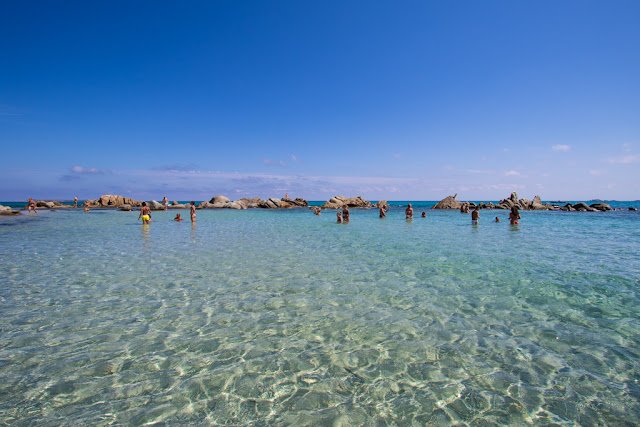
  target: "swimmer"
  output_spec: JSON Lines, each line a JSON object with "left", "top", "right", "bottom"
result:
{"left": 379, "top": 204, "right": 390, "bottom": 218}
{"left": 27, "top": 198, "right": 37, "bottom": 213}
{"left": 405, "top": 203, "right": 413, "bottom": 220}
{"left": 337, "top": 211, "right": 343, "bottom": 224}
{"left": 314, "top": 207, "right": 321, "bottom": 216}
{"left": 163, "top": 196, "right": 169, "bottom": 211}
{"left": 74, "top": 196, "right": 78, "bottom": 208}
{"left": 509, "top": 206, "right": 520, "bottom": 225}
{"left": 421, "top": 211, "right": 426, "bottom": 218}
{"left": 84, "top": 206, "right": 90, "bottom": 212}
{"left": 190, "top": 201, "right": 196, "bottom": 222}
{"left": 471, "top": 206, "right": 480, "bottom": 224}
{"left": 342, "top": 206, "right": 350, "bottom": 223}
{"left": 495, "top": 216, "right": 500, "bottom": 223}
{"left": 138, "top": 202, "right": 151, "bottom": 224}
{"left": 174, "top": 213, "right": 183, "bottom": 221}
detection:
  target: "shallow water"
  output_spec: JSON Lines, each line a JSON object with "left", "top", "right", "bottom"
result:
{"left": 1, "top": 207, "right": 639, "bottom": 425}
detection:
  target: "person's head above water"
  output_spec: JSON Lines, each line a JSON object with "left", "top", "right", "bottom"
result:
{"left": 142, "top": 202, "right": 147, "bottom": 207}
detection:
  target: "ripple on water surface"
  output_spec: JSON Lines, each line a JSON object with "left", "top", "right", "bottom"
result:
{"left": 0, "top": 208, "right": 639, "bottom": 424}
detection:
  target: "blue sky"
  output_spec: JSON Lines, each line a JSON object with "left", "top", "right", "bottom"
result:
{"left": 1, "top": 1, "right": 639, "bottom": 201}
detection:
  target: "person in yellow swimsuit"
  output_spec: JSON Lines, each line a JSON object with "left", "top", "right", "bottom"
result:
{"left": 138, "top": 202, "right": 151, "bottom": 224}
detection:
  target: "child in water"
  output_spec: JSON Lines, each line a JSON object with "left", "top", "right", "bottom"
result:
{"left": 337, "top": 211, "right": 342, "bottom": 223}
{"left": 174, "top": 213, "right": 183, "bottom": 221}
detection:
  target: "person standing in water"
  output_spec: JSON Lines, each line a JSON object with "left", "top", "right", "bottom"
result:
{"left": 471, "top": 206, "right": 480, "bottom": 224}
{"left": 337, "top": 211, "right": 342, "bottom": 223}
{"left": 74, "top": 196, "right": 78, "bottom": 208}
{"left": 509, "top": 206, "right": 521, "bottom": 225}
{"left": 342, "top": 206, "right": 350, "bottom": 223}
{"left": 138, "top": 202, "right": 151, "bottom": 224}
{"left": 27, "top": 198, "right": 37, "bottom": 213}
{"left": 405, "top": 203, "right": 413, "bottom": 220}
{"left": 190, "top": 201, "right": 196, "bottom": 222}
{"left": 163, "top": 196, "right": 169, "bottom": 211}
{"left": 379, "top": 204, "right": 389, "bottom": 218}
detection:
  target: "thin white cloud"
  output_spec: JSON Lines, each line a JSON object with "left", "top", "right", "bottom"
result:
{"left": 262, "top": 158, "right": 287, "bottom": 167}
{"left": 393, "top": 153, "right": 402, "bottom": 159}
{"left": 608, "top": 155, "right": 638, "bottom": 164}
{"left": 291, "top": 154, "right": 300, "bottom": 163}
{"left": 589, "top": 169, "right": 606, "bottom": 176}
{"left": 466, "top": 169, "right": 495, "bottom": 175}
{"left": 71, "top": 166, "right": 102, "bottom": 174}
{"left": 552, "top": 145, "right": 571, "bottom": 151}
{"left": 623, "top": 143, "right": 632, "bottom": 152}
{"left": 505, "top": 170, "right": 520, "bottom": 176}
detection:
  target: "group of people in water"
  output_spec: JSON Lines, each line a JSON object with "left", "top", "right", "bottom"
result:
{"left": 25, "top": 196, "right": 521, "bottom": 226}
{"left": 326, "top": 203, "right": 521, "bottom": 225}
{"left": 138, "top": 201, "right": 197, "bottom": 224}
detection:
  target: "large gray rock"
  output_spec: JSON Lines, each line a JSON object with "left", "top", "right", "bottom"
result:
{"left": 224, "top": 202, "right": 244, "bottom": 209}
{"left": 0, "top": 205, "right": 20, "bottom": 215}
{"left": 322, "top": 195, "right": 371, "bottom": 209}
{"left": 532, "top": 195, "right": 546, "bottom": 210}
{"left": 119, "top": 204, "right": 132, "bottom": 211}
{"left": 149, "top": 200, "right": 164, "bottom": 210}
{"left": 269, "top": 197, "right": 281, "bottom": 207}
{"left": 209, "top": 195, "right": 230, "bottom": 205}
{"left": 431, "top": 195, "right": 462, "bottom": 209}
{"left": 573, "top": 202, "right": 590, "bottom": 211}
{"left": 235, "top": 197, "right": 261, "bottom": 208}
{"left": 590, "top": 203, "right": 611, "bottom": 211}
{"left": 280, "top": 197, "right": 308, "bottom": 208}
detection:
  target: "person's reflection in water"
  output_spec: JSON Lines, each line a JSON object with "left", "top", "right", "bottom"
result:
{"left": 141, "top": 223, "right": 151, "bottom": 251}
{"left": 191, "top": 222, "right": 197, "bottom": 242}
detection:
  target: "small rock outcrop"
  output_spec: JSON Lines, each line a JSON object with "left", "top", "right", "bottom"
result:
{"left": 431, "top": 195, "right": 462, "bottom": 210}
{"left": 148, "top": 200, "right": 164, "bottom": 210}
{"left": 0, "top": 205, "right": 20, "bottom": 215}
{"left": 280, "top": 197, "right": 308, "bottom": 208}
{"left": 590, "top": 203, "right": 612, "bottom": 211}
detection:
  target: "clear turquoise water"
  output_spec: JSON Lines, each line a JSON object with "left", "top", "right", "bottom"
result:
{"left": 1, "top": 207, "right": 639, "bottom": 425}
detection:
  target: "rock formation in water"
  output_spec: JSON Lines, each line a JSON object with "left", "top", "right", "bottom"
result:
{"left": 197, "top": 195, "right": 308, "bottom": 209}
{"left": 0, "top": 205, "right": 20, "bottom": 215}
{"left": 431, "top": 195, "right": 462, "bottom": 209}
{"left": 85, "top": 195, "right": 142, "bottom": 208}
{"left": 321, "top": 196, "right": 372, "bottom": 209}
{"left": 432, "top": 192, "right": 611, "bottom": 212}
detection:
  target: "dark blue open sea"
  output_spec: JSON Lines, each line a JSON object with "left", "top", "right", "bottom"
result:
{"left": 1, "top": 203, "right": 639, "bottom": 425}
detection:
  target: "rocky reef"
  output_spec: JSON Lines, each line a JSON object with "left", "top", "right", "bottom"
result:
{"left": 320, "top": 196, "right": 373, "bottom": 209}
{"left": 0, "top": 205, "right": 20, "bottom": 215}
{"left": 85, "top": 195, "right": 142, "bottom": 208}
{"left": 197, "top": 195, "right": 309, "bottom": 210}
{"left": 432, "top": 192, "right": 613, "bottom": 212}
